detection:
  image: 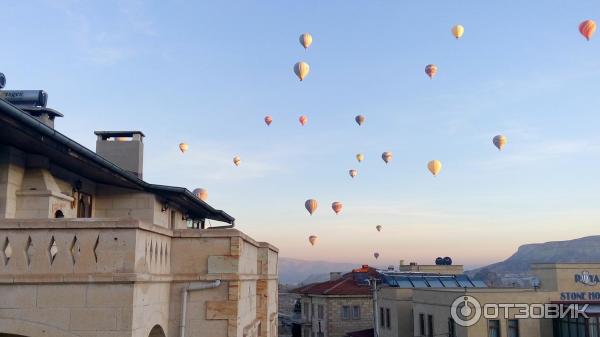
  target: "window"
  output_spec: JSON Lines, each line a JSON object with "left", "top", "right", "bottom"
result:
{"left": 448, "top": 318, "right": 456, "bottom": 337}
{"left": 488, "top": 320, "right": 500, "bottom": 337}
{"left": 508, "top": 319, "right": 519, "bottom": 337}
{"left": 77, "top": 192, "right": 92, "bottom": 218}
{"left": 54, "top": 210, "right": 64, "bottom": 218}
{"left": 386, "top": 308, "right": 391, "bottom": 328}
{"left": 318, "top": 305, "right": 324, "bottom": 319}
{"left": 427, "top": 315, "right": 434, "bottom": 337}
{"left": 380, "top": 307, "right": 385, "bottom": 327}
{"left": 419, "top": 314, "right": 425, "bottom": 336}
{"left": 342, "top": 305, "right": 350, "bottom": 320}
{"left": 352, "top": 306, "right": 361, "bottom": 320}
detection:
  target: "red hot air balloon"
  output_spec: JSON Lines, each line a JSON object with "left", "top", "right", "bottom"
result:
{"left": 425, "top": 64, "right": 438, "bottom": 79}
{"left": 579, "top": 20, "right": 597, "bottom": 41}
{"left": 374, "top": 252, "right": 380, "bottom": 259}
{"left": 305, "top": 199, "right": 318, "bottom": 215}
{"left": 331, "top": 201, "right": 343, "bottom": 215}
{"left": 299, "top": 115, "right": 308, "bottom": 126}
{"left": 264, "top": 116, "right": 273, "bottom": 126}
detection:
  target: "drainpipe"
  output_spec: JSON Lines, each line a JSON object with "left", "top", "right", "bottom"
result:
{"left": 180, "top": 280, "right": 221, "bottom": 337}
{"left": 370, "top": 278, "right": 380, "bottom": 337}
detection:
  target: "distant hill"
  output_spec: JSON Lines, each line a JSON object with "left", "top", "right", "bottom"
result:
{"left": 467, "top": 236, "right": 600, "bottom": 285}
{"left": 278, "top": 257, "right": 359, "bottom": 285}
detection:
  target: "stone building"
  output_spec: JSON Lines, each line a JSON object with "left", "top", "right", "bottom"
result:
{"left": 0, "top": 89, "right": 278, "bottom": 337}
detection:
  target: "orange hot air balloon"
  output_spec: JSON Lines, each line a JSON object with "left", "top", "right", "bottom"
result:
{"left": 299, "top": 115, "right": 308, "bottom": 126}
{"left": 331, "top": 201, "right": 343, "bottom": 214}
{"left": 305, "top": 199, "right": 318, "bottom": 215}
{"left": 233, "top": 155, "right": 241, "bottom": 167}
{"left": 579, "top": 20, "right": 597, "bottom": 41}
{"left": 376, "top": 225, "right": 382, "bottom": 232}
{"left": 382, "top": 152, "right": 392, "bottom": 164}
{"left": 374, "top": 252, "right": 380, "bottom": 259}
{"left": 193, "top": 188, "right": 208, "bottom": 201}
{"left": 349, "top": 169, "right": 358, "bottom": 178}
{"left": 264, "top": 115, "right": 273, "bottom": 126}
{"left": 179, "top": 143, "right": 189, "bottom": 153}
{"left": 355, "top": 115, "right": 365, "bottom": 126}
{"left": 425, "top": 64, "right": 438, "bottom": 79}
{"left": 308, "top": 235, "right": 318, "bottom": 246}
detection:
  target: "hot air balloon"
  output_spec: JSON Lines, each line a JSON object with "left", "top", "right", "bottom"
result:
{"left": 264, "top": 116, "right": 273, "bottom": 126}
{"left": 331, "top": 201, "right": 343, "bottom": 215}
{"left": 179, "top": 143, "right": 189, "bottom": 153}
{"left": 451, "top": 24, "right": 464, "bottom": 39}
{"left": 299, "top": 33, "right": 313, "bottom": 49}
{"left": 356, "top": 154, "right": 364, "bottom": 163}
{"left": 376, "top": 225, "right": 382, "bottom": 232}
{"left": 579, "top": 20, "right": 597, "bottom": 41}
{"left": 299, "top": 115, "right": 308, "bottom": 126}
{"left": 493, "top": 135, "right": 507, "bottom": 151}
{"left": 355, "top": 115, "right": 365, "bottom": 126}
{"left": 374, "top": 252, "right": 380, "bottom": 259}
{"left": 382, "top": 152, "right": 392, "bottom": 164}
{"left": 308, "top": 235, "right": 318, "bottom": 246}
{"left": 233, "top": 155, "right": 241, "bottom": 167}
{"left": 192, "top": 188, "right": 208, "bottom": 201}
{"left": 425, "top": 64, "right": 438, "bottom": 79}
{"left": 305, "top": 199, "right": 318, "bottom": 215}
{"left": 428, "top": 160, "right": 442, "bottom": 176}
{"left": 294, "top": 61, "right": 310, "bottom": 81}
{"left": 349, "top": 169, "right": 358, "bottom": 178}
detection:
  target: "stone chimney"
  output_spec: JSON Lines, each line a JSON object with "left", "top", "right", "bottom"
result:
{"left": 330, "top": 272, "right": 342, "bottom": 281}
{"left": 95, "top": 131, "right": 145, "bottom": 179}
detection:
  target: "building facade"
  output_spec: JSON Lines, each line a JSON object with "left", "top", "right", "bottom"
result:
{"left": 0, "top": 91, "right": 278, "bottom": 337}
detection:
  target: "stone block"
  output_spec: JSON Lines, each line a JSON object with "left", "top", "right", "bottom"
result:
{"left": 37, "top": 284, "right": 86, "bottom": 308}
{"left": 70, "top": 308, "right": 117, "bottom": 330}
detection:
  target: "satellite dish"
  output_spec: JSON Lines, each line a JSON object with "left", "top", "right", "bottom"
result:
{"left": 0, "top": 73, "right": 5, "bottom": 89}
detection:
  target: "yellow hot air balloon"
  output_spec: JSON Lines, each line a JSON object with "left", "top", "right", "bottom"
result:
{"left": 382, "top": 152, "right": 392, "bottom": 164}
{"left": 493, "top": 135, "right": 507, "bottom": 151}
{"left": 305, "top": 199, "right": 318, "bottom": 215}
{"left": 349, "top": 169, "right": 358, "bottom": 178}
{"left": 451, "top": 24, "right": 464, "bottom": 39}
{"left": 308, "top": 235, "right": 318, "bottom": 246}
{"left": 294, "top": 61, "right": 310, "bottom": 81}
{"left": 376, "top": 225, "right": 382, "bottom": 232}
{"left": 233, "top": 155, "right": 241, "bottom": 167}
{"left": 179, "top": 143, "right": 189, "bottom": 153}
{"left": 428, "top": 160, "right": 442, "bottom": 176}
{"left": 356, "top": 153, "right": 364, "bottom": 163}
{"left": 192, "top": 188, "right": 208, "bottom": 201}
{"left": 579, "top": 20, "right": 597, "bottom": 41}
{"left": 299, "top": 33, "right": 313, "bottom": 49}
{"left": 331, "top": 201, "right": 343, "bottom": 215}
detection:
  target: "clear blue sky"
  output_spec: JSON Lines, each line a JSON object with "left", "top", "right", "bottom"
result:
{"left": 3, "top": 0, "right": 600, "bottom": 268}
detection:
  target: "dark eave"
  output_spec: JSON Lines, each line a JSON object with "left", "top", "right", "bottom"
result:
{"left": 0, "top": 98, "right": 234, "bottom": 224}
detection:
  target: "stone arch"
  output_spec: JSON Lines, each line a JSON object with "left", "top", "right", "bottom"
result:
{"left": 148, "top": 325, "right": 166, "bottom": 337}
{"left": 0, "top": 319, "right": 80, "bottom": 337}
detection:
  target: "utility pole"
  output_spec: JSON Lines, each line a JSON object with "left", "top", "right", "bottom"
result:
{"left": 370, "top": 277, "right": 380, "bottom": 337}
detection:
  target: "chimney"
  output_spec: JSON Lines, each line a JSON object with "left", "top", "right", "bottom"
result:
{"left": 95, "top": 131, "right": 145, "bottom": 179}
{"left": 330, "top": 272, "right": 342, "bottom": 281}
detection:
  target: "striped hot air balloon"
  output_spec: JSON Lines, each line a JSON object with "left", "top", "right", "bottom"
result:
{"left": 305, "top": 199, "right": 318, "bottom": 215}
{"left": 299, "top": 33, "right": 313, "bottom": 49}
{"left": 493, "top": 135, "right": 507, "bottom": 151}
{"left": 382, "top": 152, "right": 392, "bottom": 164}
{"left": 579, "top": 20, "right": 597, "bottom": 41}
{"left": 294, "top": 61, "right": 310, "bottom": 81}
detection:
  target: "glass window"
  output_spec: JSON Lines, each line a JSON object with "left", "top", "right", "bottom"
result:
{"left": 508, "top": 319, "right": 519, "bottom": 337}
{"left": 426, "top": 277, "right": 444, "bottom": 288}
{"left": 342, "top": 305, "right": 350, "bottom": 320}
{"left": 427, "top": 315, "right": 434, "bottom": 337}
{"left": 455, "top": 275, "right": 475, "bottom": 288}
{"left": 394, "top": 276, "right": 414, "bottom": 288}
{"left": 386, "top": 308, "right": 391, "bottom": 328}
{"left": 410, "top": 277, "right": 429, "bottom": 288}
{"left": 448, "top": 318, "right": 456, "bottom": 337}
{"left": 488, "top": 320, "right": 500, "bottom": 337}
{"left": 419, "top": 314, "right": 425, "bottom": 336}
{"left": 318, "top": 305, "right": 324, "bottom": 319}
{"left": 353, "top": 306, "right": 361, "bottom": 320}
{"left": 441, "top": 278, "right": 460, "bottom": 288}
{"left": 590, "top": 317, "right": 599, "bottom": 337}
{"left": 380, "top": 307, "right": 385, "bottom": 326}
